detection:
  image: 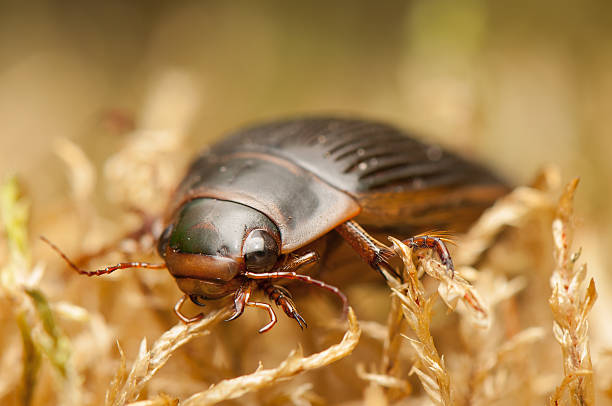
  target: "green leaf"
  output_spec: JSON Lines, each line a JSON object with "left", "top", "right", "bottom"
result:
{"left": 17, "top": 311, "right": 41, "bottom": 406}
{"left": 25, "top": 288, "right": 72, "bottom": 378}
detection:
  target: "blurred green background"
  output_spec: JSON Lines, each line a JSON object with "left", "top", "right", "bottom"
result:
{"left": 0, "top": 1, "right": 610, "bottom": 276}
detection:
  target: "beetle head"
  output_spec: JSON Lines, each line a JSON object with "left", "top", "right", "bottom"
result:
{"left": 158, "top": 198, "right": 281, "bottom": 304}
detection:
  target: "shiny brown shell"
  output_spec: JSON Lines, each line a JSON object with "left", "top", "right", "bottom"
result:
{"left": 168, "top": 117, "right": 508, "bottom": 252}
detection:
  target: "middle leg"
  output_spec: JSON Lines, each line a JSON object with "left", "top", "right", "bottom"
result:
{"left": 261, "top": 282, "right": 307, "bottom": 329}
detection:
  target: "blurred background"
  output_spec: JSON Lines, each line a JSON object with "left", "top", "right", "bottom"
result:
{"left": 1, "top": 0, "right": 611, "bottom": 404}
{"left": 2, "top": 0, "right": 612, "bottom": 229}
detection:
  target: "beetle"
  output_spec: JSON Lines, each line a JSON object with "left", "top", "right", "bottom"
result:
{"left": 45, "top": 117, "right": 509, "bottom": 332}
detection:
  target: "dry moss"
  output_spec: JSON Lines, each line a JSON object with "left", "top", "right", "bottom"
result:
{"left": 0, "top": 111, "right": 603, "bottom": 405}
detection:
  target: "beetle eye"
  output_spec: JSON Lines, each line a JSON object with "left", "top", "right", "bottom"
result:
{"left": 243, "top": 229, "right": 278, "bottom": 272}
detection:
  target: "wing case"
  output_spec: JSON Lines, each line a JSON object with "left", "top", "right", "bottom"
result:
{"left": 170, "top": 117, "right": 509, "bottom": 250}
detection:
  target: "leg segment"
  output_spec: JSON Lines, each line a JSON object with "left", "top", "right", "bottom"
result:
{"left": 174, "top": 294, "right": 204, "bottom": 323}
{"left": 226, "top": 281, "right": 251, "bottom": 322}
{"left": 231, "top": 251, "right": 347, "bottom": 331}
{"left": 335, "top": 220, "right": 455, "bottom": 278}
{"left": 226, "top": 281, "right": 278, "bottom": 333}
{"left": 261, "top": 283, "right": 307, "bottom": 329}
{"left": 246, "top": 301, "right": 277, "bottom": 333}
{"left": 275, "top": 251, "right": 319, "bottom": 272}
{"left": 245, "top": 270, "right": 348, "bottom": 317}
{"left": 404, "top": 235, "right": 455, "bottom": 276}
{"left": 335, "top": 220, "right": 399, "bottom": 279}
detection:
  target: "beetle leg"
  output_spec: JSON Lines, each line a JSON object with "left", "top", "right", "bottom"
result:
{"left": 174, "top": 294, "right": 204, "bottom": 323}
{"left": 261, "top": 283, "right": 307, "bottom": 329}
{"left": 245, "top": 269, "right": 348, "bottom": 318}
{"left": 246, "top": 301, "right": 277, "bottom": 333}
{"left": 275, "top": 251, "right": 319, "bottom": 272}
{"left": 226, "top": 281, "right": 251, "bottom": 322}
{"left": 335, "top": 220, "right": 456, "bottom": 278}
{"left": 404, "top": 235, "right": 455, "bottom": 277}
{"left": 225, "top": 281, "right": 279, "bottom": 333}
{"left": 334, "top": 220, "right": 400, "bottom": 279}
{"left": 41, "top": 236, "right": 166, "bottom": 276}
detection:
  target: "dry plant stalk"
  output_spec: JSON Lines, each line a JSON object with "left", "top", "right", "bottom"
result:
{"left": 465, "top": 324, "right": 545, "bottom": 405}
{"left": 548, "top": 179, "right": 597, "bottom": 406}
{"left": 383, "top": 236, "right": 490, "bottom": 406}
{"left": 388, "top": 239, "right": 450, "bottom": 406}
{"left": 378, "top": 293, "right": 409, "bottom": 399}
{"left": 356, "top": 364, "right": 411, "bottom": 393}
{"left": 126, "top": 395, "right": 178, "bottom": 406}
{"left": 106, "top": 307, "right": 232, "bottom": 406}
{"left": 451, "top": 174, "right": 561, "bottom": 405}
{"left": 177, "top": 307, "right": 360, "bottom": 406}
{"left": 108, "top": 307, "right": 359, "bottom": 406}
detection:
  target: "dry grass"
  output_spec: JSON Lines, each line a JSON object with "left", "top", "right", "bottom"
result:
{"left": 0, "top": 79, "right": 604, "bottom": 405}
{"left": 548, "top": 179, "right": 597, "bottom": 406}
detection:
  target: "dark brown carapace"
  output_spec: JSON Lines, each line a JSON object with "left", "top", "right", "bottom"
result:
{"left": 44, "top": 117, "right": 509, "bottom": 332}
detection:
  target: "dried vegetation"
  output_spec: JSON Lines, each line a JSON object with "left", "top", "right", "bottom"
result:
{"left": 0, "top": 78, "right": 604, "bottom": 406}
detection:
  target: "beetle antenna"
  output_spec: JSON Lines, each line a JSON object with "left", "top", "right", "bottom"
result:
{"left": 41, "top": 236, "right": 166, "bottom": 276}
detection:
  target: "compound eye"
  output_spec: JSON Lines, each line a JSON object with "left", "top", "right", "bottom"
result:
{"left": 243, "top": 229, "right": 278, "bottom": 272}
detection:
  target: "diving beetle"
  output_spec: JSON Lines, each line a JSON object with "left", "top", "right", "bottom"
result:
{"left": 45, "top": 117, "right": 508, "bottom": 332}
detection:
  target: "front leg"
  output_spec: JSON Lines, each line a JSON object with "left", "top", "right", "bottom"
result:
{"left": 226, "top": 280, "right": 278, "bottom": 333}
